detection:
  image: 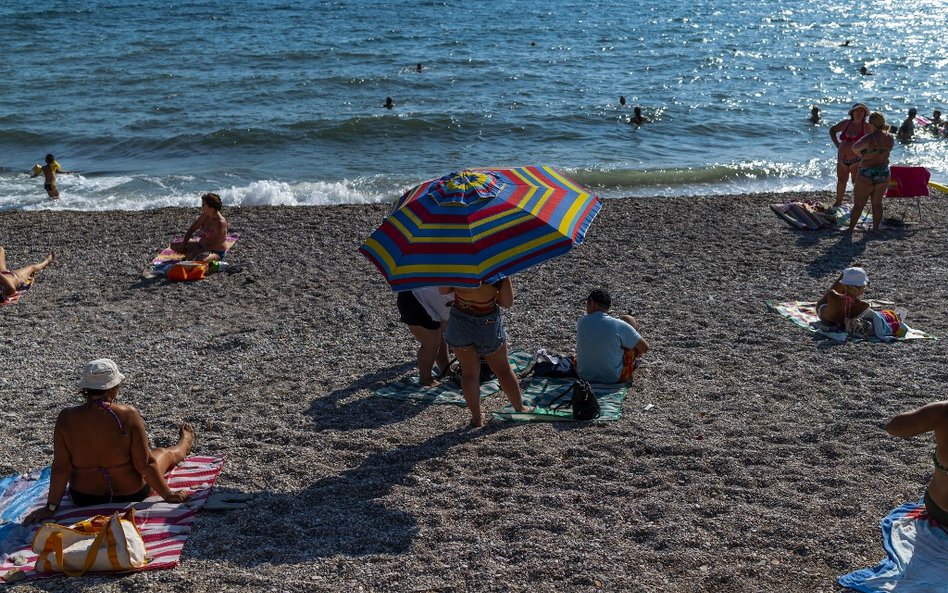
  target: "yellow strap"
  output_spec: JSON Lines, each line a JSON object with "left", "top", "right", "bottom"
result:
{"left": 60, "top": 523, "right": 108, "bottom": 577}
{"left": 105, "top": 514, "right": 123, "bottom": 570}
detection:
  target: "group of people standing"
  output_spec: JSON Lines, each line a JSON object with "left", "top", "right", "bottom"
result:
{"left": 397, "top": 281, "right": 648, "bottom": 428}
{"left": 829, "top": 103, "right": 895, "bottom": 233}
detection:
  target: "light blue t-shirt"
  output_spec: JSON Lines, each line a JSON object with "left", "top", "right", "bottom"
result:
{"left": 576, "top": 311, "right": 641, "bottom": 383}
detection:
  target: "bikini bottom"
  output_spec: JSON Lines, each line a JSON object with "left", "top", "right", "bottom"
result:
{"left": 858, "top": 165, "right": 891, "bottom": 185}
{"left": 69, "top": 484, "right": 152, "bottom": 507}
{"left": 924, "top": 490, "right": 948, "bottom": 527}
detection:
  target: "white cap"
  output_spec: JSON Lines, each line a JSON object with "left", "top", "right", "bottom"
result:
{"left": 840, "top": 267, "right": 869, "bottom": 287}
{"left": 78, "top": 358, "right": 125, "bottom": 390}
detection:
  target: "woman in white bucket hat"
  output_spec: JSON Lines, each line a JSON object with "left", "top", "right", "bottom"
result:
{"left": 816, "top": 266, "right": 870, "bottom": 327}
{"left": 23, "top": 359, "right": 195, "bottom": 524}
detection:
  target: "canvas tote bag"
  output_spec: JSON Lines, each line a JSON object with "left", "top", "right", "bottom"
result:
{"left": 31, "top": 509, "right": 147, "bottom": 575}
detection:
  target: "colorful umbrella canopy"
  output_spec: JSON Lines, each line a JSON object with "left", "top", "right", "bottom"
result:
{"left": 358, "top": 165, "right": 602, "bottom": 290}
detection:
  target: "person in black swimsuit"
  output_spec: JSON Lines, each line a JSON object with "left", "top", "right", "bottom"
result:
{"left": 886, "top": 402, "right": 948, "bottom": 526}
{"left": 23, "top": 359, "right": 194, "bottom": 524}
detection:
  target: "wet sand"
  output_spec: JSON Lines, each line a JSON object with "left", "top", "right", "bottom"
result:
{"left": 1, "top": 191, "right": 947, "bottom": 592}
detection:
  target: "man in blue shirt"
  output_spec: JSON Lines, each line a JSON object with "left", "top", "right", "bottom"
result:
{"left": 576, "top": 289, "right": 649, "bottom": 384}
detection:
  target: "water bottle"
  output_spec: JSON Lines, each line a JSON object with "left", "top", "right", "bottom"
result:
{"left": 213, "top": 261, "right": 230, "bottom": 273}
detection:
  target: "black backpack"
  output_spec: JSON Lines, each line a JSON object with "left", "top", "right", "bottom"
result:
{"left": 443, "top": 358, "right": 495, "bottom": 385}
{"left": 550, "top": 379, "right": 600, "bottom": 421}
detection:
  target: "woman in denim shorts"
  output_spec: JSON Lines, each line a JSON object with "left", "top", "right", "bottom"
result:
{"left": 440, "top": 278, "right": 532, "bottom": 427}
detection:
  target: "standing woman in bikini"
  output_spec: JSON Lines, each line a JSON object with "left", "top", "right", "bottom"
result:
{"left": 440, "top": 278, "right": 532, "bottom": 427}
{"left": 829, "top": 103, "right": 871, "bottom": 207}
{"left": 850, "top": 111, "right": 895, "bottom": 233}
{"left": 886, "top": 402, "right": 948, "bottom": 527}
{"left": 0, "top": 246, "right": 54, "bottom": 300}
{"left": 23, "top": 359, "right": 194, "bottom": 525}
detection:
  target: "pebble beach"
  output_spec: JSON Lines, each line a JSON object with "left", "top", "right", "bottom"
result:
{"left": 2, "top": 191, "right": 948, "bottom": 592}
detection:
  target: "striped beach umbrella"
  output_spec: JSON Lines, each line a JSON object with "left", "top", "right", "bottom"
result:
{"left": 358, "top": 165, "right": 602, "bottom": 290}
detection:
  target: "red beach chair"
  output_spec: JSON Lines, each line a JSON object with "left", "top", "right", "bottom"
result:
{"left": 886, "top": 166, "right": 930, "bottom": 221}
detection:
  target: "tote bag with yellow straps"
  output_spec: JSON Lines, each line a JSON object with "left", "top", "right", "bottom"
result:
{"left": 31, "top": 509, "right": 148, "bottom": 575}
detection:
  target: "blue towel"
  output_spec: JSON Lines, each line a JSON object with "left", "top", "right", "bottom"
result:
{"left": 0, "top": 467, "right": 50, "bottom": 558}
{"left": 838, "top": 498, "right": 948, "bottom": 592}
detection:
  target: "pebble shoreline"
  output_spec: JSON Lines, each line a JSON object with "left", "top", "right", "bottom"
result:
{"left": 1, "top": 191, "right": 947, "bottom": 592}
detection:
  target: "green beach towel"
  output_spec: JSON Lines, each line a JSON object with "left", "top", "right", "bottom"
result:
{"left": 371, "top": 349, "right": 534, "bottom": 405}
{"left": 767, "top": 300, "right": 936, "bottom": 342}
{"left": 493, "top": 377, "right": 629, "bottom": 422}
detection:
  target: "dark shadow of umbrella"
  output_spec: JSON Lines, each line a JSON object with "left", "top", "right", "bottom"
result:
{"left": 303, "top": 361, "right": 446, "bottom": 433}
{"left": 183, "top": 425, "right": 510, "bottom": 565}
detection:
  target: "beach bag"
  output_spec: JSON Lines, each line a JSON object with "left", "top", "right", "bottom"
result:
{"left": 31, "top": 509, "right": 147, "bottom": 575}
{"left": 167, "top": 261, "right": 207, "bottom": 282}
{"left": 443, "top": 358, "right": 495, "bottom": 385}
{"left": 550, "top": 379, "right": 601, "bottom": 421}
{"left": 531, "top": 352, "right": 576, "bottom": 378}
{"left": 856, "top": 309, "right": 908, "bottom": 342}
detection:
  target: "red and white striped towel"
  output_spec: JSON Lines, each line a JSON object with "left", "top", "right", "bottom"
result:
{"left": 0, "top": 455, "right": 223, "bottom": 583}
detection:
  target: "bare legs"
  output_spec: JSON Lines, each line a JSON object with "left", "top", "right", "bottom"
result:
{"left": 408, "top": 323, "right": 449, "bottom": 386}
{"left": 849, "top": 175, "right": 886, "bottom": 232}
{"left": 151, "top": 423, "right": 195, "bottom": 475}
{"left": 834, "top": 162, "right": 859, "bottom": 207}
{"left": 455, "top": 343, "right": 530, "bottom": 427}
{"left": 0, "top": 248, "right": 54, "bottom": 296}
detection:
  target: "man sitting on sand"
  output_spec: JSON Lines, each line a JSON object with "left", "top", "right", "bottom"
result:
{"left": 172, "top": 193, "right": 229, "bottom": 262}
{"left": 0, "top": 247, "right": 54, "bottom": 300}
{"left": 30, "top": 154, "right": 75, "bottom": 200}
{"left": 816, "top": 267, "right": 870, "bottom": 328}
{"left": 576, "top": 289, "right": 649, "bottom": 384}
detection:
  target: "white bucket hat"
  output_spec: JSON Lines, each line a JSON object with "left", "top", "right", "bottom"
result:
{"left": 78, "top": 358, "right": 125, "bottom": 390}
{"left": 840, "top": 267, "right": 869, "bottom": 287}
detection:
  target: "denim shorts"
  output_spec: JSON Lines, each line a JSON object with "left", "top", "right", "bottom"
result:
{"left": 445, "top": 306, "right": 506, "bottom": 356}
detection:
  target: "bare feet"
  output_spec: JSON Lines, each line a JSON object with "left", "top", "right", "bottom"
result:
{"left": 420, "top": 379, "right": 441, "bottom": 388}
{"left": 515, "top": 404, "right": 535, "bottom": 414}
{"left": 178, "top": 422, "right": 196, "bottom": 453}
{"left": 468, "top": 413, "right": 485, "bottom": 428}
{"left": 40, "top": 252, "right": 55, "bottom": 269}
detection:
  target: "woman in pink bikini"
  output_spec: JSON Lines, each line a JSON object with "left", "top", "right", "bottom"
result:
{"left": 829, "top": 103, "right": 872, "bottom": 207}
{"left": 0, "top": 247, "right": 54, "bottom": 301}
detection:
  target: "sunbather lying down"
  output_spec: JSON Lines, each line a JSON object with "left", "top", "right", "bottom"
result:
{"left": 816, "top": 266, "right": 869, "bottom": 328}
{"left": 22, "top": 359, "right": 195, "bottom": 525}
{"left": 0, "top": 247, "right": 54, "bottom": 299}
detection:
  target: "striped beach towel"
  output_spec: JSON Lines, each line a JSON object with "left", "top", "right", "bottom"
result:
{"left": 838, "top": 499, "right": 948, "bottom": 593}
{"left": 767, "top": 301, "right": 936, "bottom": 342}
{"left": 371, "top": 349, "right": 534, "bottom": 405}
{"left": 0, "top": 455, "right": 223, "bottom": 584}
{"left": 770, "top": 203, "right": 870, "bottom": 231}
{"left": 493, "top": 377, "right": 629, "bottom": 422}
{"left": 151, "top": 234, "right": 240, "bottom": 268}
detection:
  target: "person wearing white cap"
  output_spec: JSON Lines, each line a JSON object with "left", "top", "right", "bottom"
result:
{"left": 816, "top": 267, "right": 870, "bottom": 327}
{"left": 22, "top": 359, "right": 195, "bottom": 525}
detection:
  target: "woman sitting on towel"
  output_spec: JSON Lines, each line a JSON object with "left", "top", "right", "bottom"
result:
{"left": 0, "top": 247, "right": 54, "bottom": 300}
{"left": 171, "top": 192, "right": 229, "bottom": 262}
{"left": 23, "top": 359, "right": 194, "bottom": 525}
{"left": 440, "top": 278, "right": 532, "bottom": 427}
{"left": 886, "top": 402, "right": 948, "bottom": 526}
{"left": 850, "top": 111, "right": 895, "bottom": 233}
{"left": 816, "top": 266, "right": 870, "bottom": 328}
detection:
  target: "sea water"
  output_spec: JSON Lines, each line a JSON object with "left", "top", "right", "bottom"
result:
{"left": 1, "top": 0, "right": 946, "bottom": 211}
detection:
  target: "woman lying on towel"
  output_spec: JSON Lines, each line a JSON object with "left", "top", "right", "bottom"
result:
{"left": 886, "top": 402, "right": 948, "bottom": 526}
{"left": 23, "top": 359, "right": 194, "bottom": 525}
{"left": 816, "top": 266, "right": 870, "bottom": 328}
{"left": 0, "top": 246, "right": 54, "bottom": 300}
